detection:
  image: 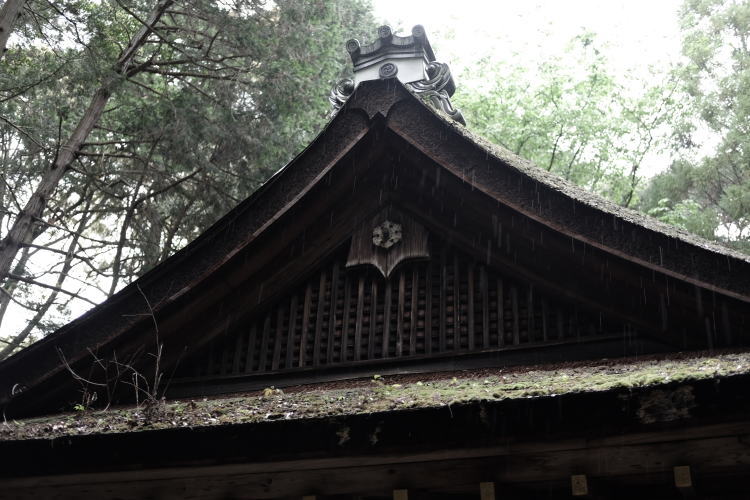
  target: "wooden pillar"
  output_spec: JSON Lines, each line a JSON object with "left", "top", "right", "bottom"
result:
{"left": 479, "top": 481, "right": 496, "bottom": 500}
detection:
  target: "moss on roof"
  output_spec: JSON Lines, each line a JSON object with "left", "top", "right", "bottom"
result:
{"left": 418, "top": 94, "right": 750, "bottom": 264}
{"left": 2, "top": 351, "right": 749, "bottom": 441}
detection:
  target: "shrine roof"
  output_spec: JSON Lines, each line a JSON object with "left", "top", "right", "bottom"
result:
{"left": 3, "top": 350, "right": 749, "bottom": 442}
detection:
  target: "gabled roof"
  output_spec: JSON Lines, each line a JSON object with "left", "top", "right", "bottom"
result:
{"left": 1, "top": 79, "right": 749, "bottom": 418}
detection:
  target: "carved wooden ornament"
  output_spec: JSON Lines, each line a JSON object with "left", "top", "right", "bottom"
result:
{"left": 346, "top": 207, "right": 429, "bottom": 277}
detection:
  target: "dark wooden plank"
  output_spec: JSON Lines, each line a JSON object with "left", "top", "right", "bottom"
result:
{"left": 206, "top": 341, "right": 215, "bottom": 377}
{"left": 285, "top": 294, "right": 298, "bottom": 369}
{"left": 245, "top": 323, "right": 258, "bottom": 373}
{"left": 258, "top": 313, "right": 271, "bottom": 372}
{"left": 232, "top": 322, "right": 245, "bottom": 375}
{"left": 219, "top": 332, "right": 231, "bottom": 376}
{"left": 341, "top": 276, "right": 353, "bottom": 362}
{"left": 467, "top": 263, "right": 475, "bottom": 350}
{"left": 497, "top": 278, "right": 505, "bottom": 347}
{"left": 368, "top": 280, "right": 378, "bottom": 360}
{"left": 396, "top": 271, "right": 406, "bottom": 357}
{"left": 410, "top": 268, "right": 419, "bottom": 355}
{"left": 453, "top": 254, "right": 461, "bottom": 350}
{"left": 527, "top": 286, "right": 535, "bottom": 343}
{"left": 557, "top": 306, "right": 565, "bottom": 340}
{"left": 383, "top": 279, "right": 392, "bottom": 358}
{"left": 327, "top": 262, "right": 341, "bottom": 365}
{"left": 511, "top": 286, "right": 520, "bottom": 345}
{"left": 271, "top": 306, "right": 285, "bottom": 371}
{"left": 354, "top": 276, "right": 365, "bottom": 361}
{"left": 313, "top": 271, "right": 328, "bottom": 367}
{"left": 481, "top": 266, "right": 489, "bottom": 348}
{"left": 541, "top": 298, "right": 548, "bottom": 342}
{"left": 439, "top": 253, "right": 447, "bottom": 352}
{"left": 298, "top": 283, "right": 313, "bottom": 368}
{"left": 425, "top": 263, "right": 433, "bottom": 355}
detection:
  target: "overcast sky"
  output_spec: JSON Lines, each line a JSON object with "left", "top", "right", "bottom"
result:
{"left": 372, "top": 0, "right": 683, "bottom": 81}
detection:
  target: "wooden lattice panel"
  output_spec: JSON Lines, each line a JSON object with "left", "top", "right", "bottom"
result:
{"left": 175, "top": 244, "right": 628, "bottom": 380}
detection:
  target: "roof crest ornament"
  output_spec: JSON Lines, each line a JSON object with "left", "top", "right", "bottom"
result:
{"left": 406, "top": 61, "right": 466, "bottom": 125}
{"left": 329, "top": 25, "right": 464, "bottom": 124}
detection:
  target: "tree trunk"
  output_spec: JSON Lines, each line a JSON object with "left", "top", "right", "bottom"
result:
{"left": 0, "top": 0, "right": 174, "bottom": 285}
{"left": 0, "top": 0, "right": 24, "bottom": 61}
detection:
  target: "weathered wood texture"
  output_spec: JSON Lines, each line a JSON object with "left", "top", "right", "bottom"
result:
{"left": 346, "top": 207, "right": 430, "bottom": 277}
{"left": 175, "top": 242, "right": 631, "bottom": 381}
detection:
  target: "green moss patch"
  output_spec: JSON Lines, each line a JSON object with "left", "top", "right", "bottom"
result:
{"left": 2, "top": 351, "right": 749, "bottom": 441}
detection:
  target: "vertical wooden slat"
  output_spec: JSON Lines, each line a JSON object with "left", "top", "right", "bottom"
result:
{"left": 497, "top": 278, "right": 505, "bottom": 347}
{"left": 299, "top": 283, "right": 313, "bottom": 367}
{"left": 285, "top": 294, "right": 298, "bottom": 369}
{"left": 354, "top": 276, "right": 365, "bottom": 361}
{"left": 327, "top": 262, "right": 341, "bottom": 364}
{"left": 409, "top": 268, "right": 418, "bottom": 355}
{"left": 232, "top": 323, "right": 245, "bottom": 375}
{"left": 341, "top": 276, "right": 353, "bottom": 362}
{"left": 383, "top": 279, "right": 392, "bottom": 358}
{"left": 219, "top": 333, "right": 230, "bottom": 376}
{"left": 245, "top": 323, "right": 257, "bottom": 373}
{"left": 313, "top": 271, "right": 327, "bottom": 367}
{"left": 541, "top": 298, "right": 548, "bottom": 342}
{"left": 271, "top": 306, "right": 284, "bottom": 370}
{"left": 206, "top": 341, "right": 215, "bottom": 376}
{"left": 511, "top": 286, "right": 520, "bottom": 345}
{"left": 527, "top": 286, "right": 535, "bottom": 343}
{"left": 467, "top": 263, "right": 475, "bottom": 350}
{"left": 721, "top": 301, "right": 733, "bottom": 345}
{"left": 396, "top": 271, "right": 406, "bottom": 357}
{"left": 258, "top": 313, "right": 271, "bottom": 371}
{"left": 368, "top": 280, "right": 378, "bottom": 359}
{"left": 425, "top": 262, "right": 433, "bottom": 355}
{"left": 481, "top": 266, "right": 489, "bottom": 348}
{"left": 453, "top": 254, "right": 461, "bottom": 350}
{"left": 556, "top": 306, "right": 565, "bottom": 340}
{"left": 439, "top": 254, "right": 447, "bottom": 352}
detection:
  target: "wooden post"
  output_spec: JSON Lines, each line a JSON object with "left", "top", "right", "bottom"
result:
{"left": 393, "top": 489, "right": 408, "bottom": 500}
{"left": 571, "top": 474, "right": 588, "bottom": 496}
{"left": 479, "top": 481, "right": 496, "bottom": 500}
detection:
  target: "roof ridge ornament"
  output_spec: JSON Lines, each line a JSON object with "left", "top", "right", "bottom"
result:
{"left": 329, "top": 25, "right": 465, "bottom": 124}
{"left": 406, "top": 62, "right": 465, "bottom": 125}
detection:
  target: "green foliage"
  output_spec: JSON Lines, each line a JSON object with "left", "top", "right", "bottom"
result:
{"left": 454, "top": 33, "right": 677, "bottom": 208}
{"left": 639, "top": 0, "right": 750, "bottom": 253}
{"left": 0, "top": 0, "right": 377, "bottom": 347}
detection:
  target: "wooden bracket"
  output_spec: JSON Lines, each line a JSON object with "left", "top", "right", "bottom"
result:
{"left": 479, "top": 482, "right": 496, "bottom": 500}
{"left": 674, "top": 465, "right": 696, "bottom": 497}
{"left": 571, "top": 474, "right": 589, "bottom": 497}
{"left": 393, "top": 489, "right": 409, "bottom": 500}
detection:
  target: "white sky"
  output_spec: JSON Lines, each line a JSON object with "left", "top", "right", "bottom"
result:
{"left": 372, "top": 0, "right": 683, "bottom": 79}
